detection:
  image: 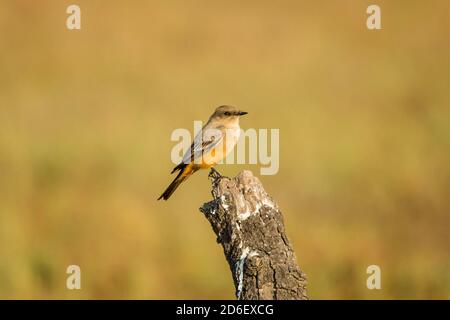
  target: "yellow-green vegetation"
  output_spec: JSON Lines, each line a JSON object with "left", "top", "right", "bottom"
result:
{"left": 0, "top": 1, "right": 449, "bottom": 299}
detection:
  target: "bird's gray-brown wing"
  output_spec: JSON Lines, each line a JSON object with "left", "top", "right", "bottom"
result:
{"left": 181, "top": 126, "right": 223, "bottom": 164}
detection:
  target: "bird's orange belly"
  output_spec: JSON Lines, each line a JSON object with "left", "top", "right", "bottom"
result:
{"left": 196, "top": 140, "right": 235, "bottom": 169}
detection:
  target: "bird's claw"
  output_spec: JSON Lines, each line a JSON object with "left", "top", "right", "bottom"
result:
{"left": 209, "top": 167, "right": 226, "bottom": 180}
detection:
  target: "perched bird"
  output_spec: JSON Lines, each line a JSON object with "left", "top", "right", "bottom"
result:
{"left": 158, "top": 105, "right": 247, "bottom": 200}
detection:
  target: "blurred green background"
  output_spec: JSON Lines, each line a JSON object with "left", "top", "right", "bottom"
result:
{"left": 0, "top": 0, "right": 449, "bottom": 299}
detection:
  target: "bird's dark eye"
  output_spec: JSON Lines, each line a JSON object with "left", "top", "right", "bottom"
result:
{"left": 224, "top": 112, "right": 231, "bottom": 116}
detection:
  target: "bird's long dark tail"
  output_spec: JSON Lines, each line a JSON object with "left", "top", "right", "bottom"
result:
{"left": 158, "top": 165, "right": 191, "bottom": 200}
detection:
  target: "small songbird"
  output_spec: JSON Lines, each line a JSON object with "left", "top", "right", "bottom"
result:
{"left": 158, "top": 105, "right": 247, "bottom": 200}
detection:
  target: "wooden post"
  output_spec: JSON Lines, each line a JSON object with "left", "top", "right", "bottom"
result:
{"left": 200, "top": 170, "right": 308, "bottom": 300}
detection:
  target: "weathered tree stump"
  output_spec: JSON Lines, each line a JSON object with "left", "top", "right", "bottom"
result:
{"left": 200, "top": 170, "right": 308, "bottom": 300}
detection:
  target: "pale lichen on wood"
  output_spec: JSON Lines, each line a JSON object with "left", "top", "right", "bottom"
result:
{"left": 200, "top": 170, "right": 308, "bottom": 300}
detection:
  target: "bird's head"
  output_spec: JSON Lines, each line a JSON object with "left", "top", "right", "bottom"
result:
{"left": 210, "top": 105, "right": 248, "bottom": 121}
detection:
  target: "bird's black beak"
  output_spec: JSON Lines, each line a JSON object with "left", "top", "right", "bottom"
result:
{"left": 238, "top": 111, "right": 248, "bottom": 116}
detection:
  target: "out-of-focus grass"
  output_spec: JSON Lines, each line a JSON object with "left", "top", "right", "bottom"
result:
{"left": 0, "top": 0, "right": 449, "bottom": 299}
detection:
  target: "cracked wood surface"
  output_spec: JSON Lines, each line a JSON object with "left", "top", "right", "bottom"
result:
{"left": 200, "top": 170, "right": 308, "bottom": 300}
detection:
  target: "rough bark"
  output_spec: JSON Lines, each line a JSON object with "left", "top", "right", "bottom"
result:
{"left": 200, "top": 170, "right": 308, "bottom": 300}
